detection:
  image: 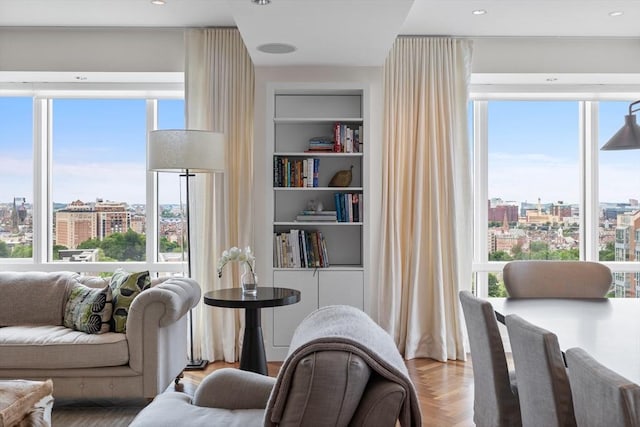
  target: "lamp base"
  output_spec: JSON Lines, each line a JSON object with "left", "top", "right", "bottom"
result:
{"left": 184, "top": 359, "right": 209, "bottom": 371}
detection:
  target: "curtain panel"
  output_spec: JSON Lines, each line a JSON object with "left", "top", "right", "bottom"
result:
{"left": 378, "top": 37, "right": 473, "bottom": 361}
{"left": 184, "top": 28, "right": 255, "bottom": 362}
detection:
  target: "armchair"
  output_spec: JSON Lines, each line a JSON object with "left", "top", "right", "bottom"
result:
{"left": 131, "top": 305, "right": 421, "bottom": 427}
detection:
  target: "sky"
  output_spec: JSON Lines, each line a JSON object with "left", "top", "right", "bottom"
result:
{"left": 0, "top": 97, "right": 184, "bottom": 205}
{"left": 487, "top": 100, "right": 639, "bottom": 205}
{"left": 0, "top": 97, "right": 637, "bottom": 207}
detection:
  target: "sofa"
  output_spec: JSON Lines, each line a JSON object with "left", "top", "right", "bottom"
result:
{"left": 0, "top": 271, "right": 201, "bottom": 400}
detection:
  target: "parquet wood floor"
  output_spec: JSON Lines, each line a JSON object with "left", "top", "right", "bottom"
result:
{"left": 180, "top": 357, "right": 476, "bottom": 427}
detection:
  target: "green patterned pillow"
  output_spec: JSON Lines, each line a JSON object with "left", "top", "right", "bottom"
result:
{"left": 63, "top": 283, "right": 113, "bottom": 334}
{"left": 109, "top": 269, "right": 151, "bottom": 333}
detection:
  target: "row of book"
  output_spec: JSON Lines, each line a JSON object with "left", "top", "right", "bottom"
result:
{"left": 334, "top": 192, "right": 362, "bottom": 222}
{"left": 274, "top": 157, "right": 319, "bottom": 188}
{"left": 333, "top": 123, "right": 362, "bottom": 153}
{"left": 304, "top": 123, "right": 363, "bottom": 154}
{"left": 274, "top": 230, "right": 329, "bottom": 268}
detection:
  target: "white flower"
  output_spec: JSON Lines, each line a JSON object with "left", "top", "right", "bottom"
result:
{"left": 217, "top": 246, "right": 255, "bottom": 278}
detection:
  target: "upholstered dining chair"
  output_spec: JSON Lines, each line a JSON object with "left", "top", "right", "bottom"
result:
{"left": 458, "top": 291, "right": 521, "bottom": 427}
{"left": 566, "top": 347, "right": 640, "bottom": 427}
{"left": 505, "top": 314, "right": 576, "bottom": 427}
{"left": 503, "top": 260, "right": 612, "bottom": 298}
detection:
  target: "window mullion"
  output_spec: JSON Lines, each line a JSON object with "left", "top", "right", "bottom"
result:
{"left": 32, "top": 98, "right": 51, "bottom": 264}
{"left": 582, "top": 101, "right": 599, "bottom": 261}
{"left": 473, "top": 100, "right": 489, "bottom": 296}
{"left": 146, "top": 99, "right": 159, "bottom": 266}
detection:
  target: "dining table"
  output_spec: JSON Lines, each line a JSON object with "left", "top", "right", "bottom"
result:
{"left": 489, "top": 297, "right": 640, "bottom": 384}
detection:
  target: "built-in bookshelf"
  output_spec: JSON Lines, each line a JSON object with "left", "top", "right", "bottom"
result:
{"left": 267, "top": 87, "right": 368, "bottom": 348}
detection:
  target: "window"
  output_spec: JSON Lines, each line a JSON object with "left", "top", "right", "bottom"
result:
{"left": 473, "top": 94, "right": 640, "bottom": 298}
{"left": 0, "top": 98, "right": 33, "bottom": 259}
{"left": 0, "top": 82, "right": 184, "bottom": 274}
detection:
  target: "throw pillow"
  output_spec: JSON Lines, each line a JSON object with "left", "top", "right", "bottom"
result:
{"left": 109, "top": 269, "right": 151, "bottom": 333}
{"left": 63, "top": 283, "right": 113, "bottom": 334}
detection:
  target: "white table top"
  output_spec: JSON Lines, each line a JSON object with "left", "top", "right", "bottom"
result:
{"left": 489, "top": 297, "right": 640, "bottom": 385}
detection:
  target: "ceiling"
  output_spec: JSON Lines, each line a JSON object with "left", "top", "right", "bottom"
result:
{"left": 1, "top": 0, "right": 639, "bottom": 66}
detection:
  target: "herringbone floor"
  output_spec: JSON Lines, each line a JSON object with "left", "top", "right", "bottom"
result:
{"left": 181, "top": 357, "right": 476, "bottom": 427}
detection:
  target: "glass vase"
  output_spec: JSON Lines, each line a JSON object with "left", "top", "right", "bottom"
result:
{"left": 241, "top": 264, "right": 258, "bottom": 295}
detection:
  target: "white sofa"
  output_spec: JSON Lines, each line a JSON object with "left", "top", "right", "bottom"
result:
{"left": 0, "top": 271, "right": 201, "bottom": 400}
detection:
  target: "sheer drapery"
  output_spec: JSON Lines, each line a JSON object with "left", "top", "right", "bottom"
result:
{"left": 378, "top": 37, "right": 473, "bottom": 361}
{"left": 184, "top": 28, "right": 255, "bottom": 362}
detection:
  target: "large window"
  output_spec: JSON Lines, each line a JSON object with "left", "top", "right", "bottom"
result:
{"left": 0, "top": 88, "right": 184, "bottom": 274}
{"left": 473, "top": 95, "right": 640, "bottom": 298}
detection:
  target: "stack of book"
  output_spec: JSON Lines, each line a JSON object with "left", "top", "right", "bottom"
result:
{"left": 273, "top": 229, "right": 329, "bottom": 268}
{"left": 295, "top": 210, "right": 338, "bottom": 222}
{"left": 306, "top": 136, "right": 334, "bottom": 152}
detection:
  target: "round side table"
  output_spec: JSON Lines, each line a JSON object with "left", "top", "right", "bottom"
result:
{"left": 203, "top": 287, "right": 300, "bottom": 375}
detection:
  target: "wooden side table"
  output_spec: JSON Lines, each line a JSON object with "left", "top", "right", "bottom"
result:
{"left": 203, "top": 287, "right": 300, "bottom": 375}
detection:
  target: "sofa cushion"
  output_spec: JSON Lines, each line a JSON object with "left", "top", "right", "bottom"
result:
{"left": 63, "top": 283, "right": 113, "bottom": 334}
{"left": 0, "top": 326, "right": 128, "bottom": 369}
{"left": 0, "top": 271, "right": 75, "bottom": 327}
{"left": 109, "top": 270, "right": 151, "bottom": 333}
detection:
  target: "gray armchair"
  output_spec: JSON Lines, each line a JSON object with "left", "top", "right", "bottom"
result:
{"left": 131, "top": 305, "right": 421, "bottom": 427}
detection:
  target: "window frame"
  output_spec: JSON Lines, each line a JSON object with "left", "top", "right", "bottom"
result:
{"left": 470, "top": 88, "right": 640, "bottom": 297}
{"left": 0, "top": 80, "right": 185, "bottom": 274}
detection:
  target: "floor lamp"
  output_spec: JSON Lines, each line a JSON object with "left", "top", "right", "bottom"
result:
{"left": 147, "top": 129, "right": 225, "bottom": 370}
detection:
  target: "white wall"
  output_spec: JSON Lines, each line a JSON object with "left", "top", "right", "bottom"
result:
{"left": 0, "top": 27, "right": 184, "bottom": 72}
{"left": 472, "top": 37, "right": 640, "bottom": 74}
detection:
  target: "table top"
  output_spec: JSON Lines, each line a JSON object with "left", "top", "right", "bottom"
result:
{"left": 203, "top": 287, "right": 301, "bottom": 309}
{"left": 489, "top": 297, "right": 640, "bottom": 384}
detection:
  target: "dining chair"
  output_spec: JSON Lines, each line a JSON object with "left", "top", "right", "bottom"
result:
{"left": 458, "top": 291, "right": 521, "bottom": 427}
{"left": 503, "top": 260, "right": 612, "bottom": 298}
{"left": 505, "top": 314, "right": 576, "bottom": 427}
{"left": 566, "top": 347, "right": 640, "bottom": 427}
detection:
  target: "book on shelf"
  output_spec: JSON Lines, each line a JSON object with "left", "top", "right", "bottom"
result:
{"left": 334, "top": 192, "right": 363, "bottom": 222}
{"left": 273, "top": 230, "right": 329, "bottom": 268}
{"left": 295, "top": 210, "right": 337, "bottom": 222}
{"left": 332, "top": 123, "right": 363, "bottom": 153}
{"left": 274, "top": 156, "right": 320, "bottom": 188}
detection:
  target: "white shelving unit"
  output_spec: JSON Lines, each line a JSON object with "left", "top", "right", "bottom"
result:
{"left": 266, "top": 87, "right": 369, "bottom": 349}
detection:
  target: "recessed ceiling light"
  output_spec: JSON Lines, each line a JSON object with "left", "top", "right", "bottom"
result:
{"left": 151, "top": 0, "right": 166, "bottom": 4}
{"left": 472, "top": 9, "right": 487, "bottom": 16}
{"left": 252, "top": 0, "right": 271, "bottom": 5}
{"left": 257, "top": 43, "right": 296, "bottom": 54}
{"left": 609, "top": 11, "right": 624, "bottom": 17}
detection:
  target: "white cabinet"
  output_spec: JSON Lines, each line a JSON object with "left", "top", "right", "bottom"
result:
{"left": 272, "top": 269, "right": 364, "bottom": 346}
{"left": 267, "top": 86, "right": 369, "bottom": 350}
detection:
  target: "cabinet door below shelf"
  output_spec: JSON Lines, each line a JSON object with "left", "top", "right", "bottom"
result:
{"left": 319, "top": 270, "right": 364, "bottom": 310}
{"left": 272, "top": 270, "right": 318, "bottom": 347}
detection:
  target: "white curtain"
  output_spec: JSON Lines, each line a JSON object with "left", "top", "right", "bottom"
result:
{"left": 184, "top": 28, "right": 255, "bottom": 362}
{"left": 377, "top": 37, "right": 473, "bottom": 361}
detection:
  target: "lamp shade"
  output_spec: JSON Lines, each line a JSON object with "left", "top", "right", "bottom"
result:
{"left": 601, "top": 99, "right": 640, "bottom": 151}
{"left": 147, "top": 130, "right": 225, "bottom": 172}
